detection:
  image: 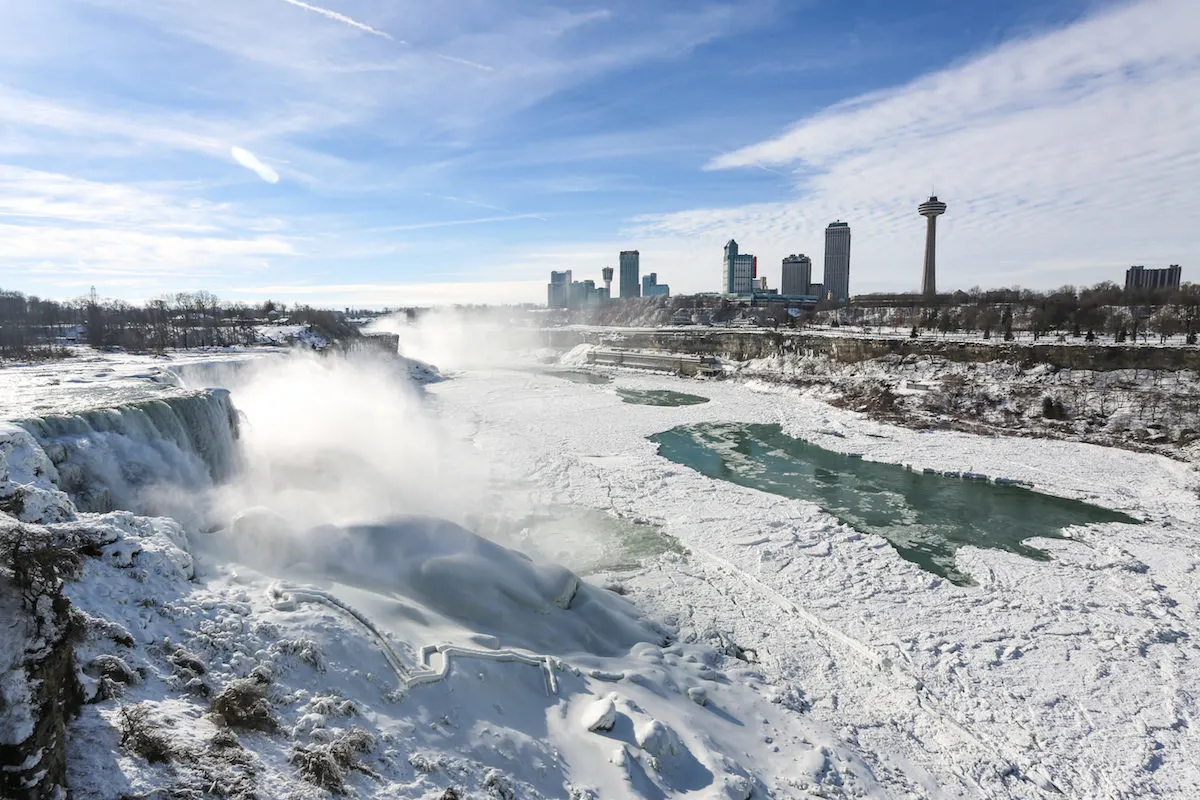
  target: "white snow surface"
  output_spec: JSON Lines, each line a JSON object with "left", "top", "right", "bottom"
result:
{"left": 2, "top": 349, "right": 1198, "bottom": 798}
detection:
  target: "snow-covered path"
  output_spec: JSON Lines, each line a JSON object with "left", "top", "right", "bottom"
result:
{"left": 429, "top": 367, "right": 1200, "bottom": 798}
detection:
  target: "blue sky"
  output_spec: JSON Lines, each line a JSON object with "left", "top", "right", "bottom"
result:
{"left": 1, "top": 0, "right": 1198, "bottom": 306}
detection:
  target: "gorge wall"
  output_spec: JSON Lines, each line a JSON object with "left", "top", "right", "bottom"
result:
{"left": 546, "top": 328, "right": 1200, "bottom": 372}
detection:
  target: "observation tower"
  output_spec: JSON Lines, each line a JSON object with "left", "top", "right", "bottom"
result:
{"left": 918, "top": 195, "right": 947, "bottom": 297}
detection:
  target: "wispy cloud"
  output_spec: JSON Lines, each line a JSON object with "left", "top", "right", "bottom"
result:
{"left": 278, "top": 0, "right": 396, "bottom": 40}
{"left": 370, "top": 213, "right": 547, "bottom": 232}
{"left": 231, "top": 146, "right": 281, "bottom": 183}
{"left": 634, "top": 0, "right": 1200, "bottom": 293}
{"left": 0, "top": 165, "right": 294, "bottom": 289}
{"left": 0, "top": 0, "right": 772, "bottom": 300}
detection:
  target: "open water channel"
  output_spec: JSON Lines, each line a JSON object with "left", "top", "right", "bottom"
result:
{"left": 651, "top": 421, "right": 1138, "bottom": 585}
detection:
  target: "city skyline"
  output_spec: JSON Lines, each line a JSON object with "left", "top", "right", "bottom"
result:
{"left": 1, "top": 0, "right": 1198, "bottom": 306}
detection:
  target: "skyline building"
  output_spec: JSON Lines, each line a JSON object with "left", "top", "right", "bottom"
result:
{"left": 619, "top": 250, "right": 641, "bottom": 298}
{"left": 781, "top": 254, "right": 812, "bottom": 296}
{"left": 569, "top": 279, "right": 605, "bottom": 308}
{"left": 823, "top": 222, "right": 851, "bottom": 302}
{"left": 602, "top": 266, "right": 614, "bottom": 298}
{"left": 918, "top": 195, "right": 947, "bottom": 297}
{"left": 547, "top": 270, "right": 571, "bottom": 308}
{"left": 722, "top": 239, "right": 757, "bottom": 294}
{"left": 642, "top": 272, "right": 670, "bottom": 297}
{"left": 1125, "top": 264, "right": 1182, "bottom": 292}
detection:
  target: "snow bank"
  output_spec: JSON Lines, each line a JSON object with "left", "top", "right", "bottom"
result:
{"left": 217, "top": 514, "right": 662, "bottom": 657}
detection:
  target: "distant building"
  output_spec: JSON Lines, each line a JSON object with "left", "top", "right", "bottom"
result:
{"left": 755, "top": 276, "right": 768, "bottom": 291}
{"left": 823, "top": 222, "right": 851, "bottom": 303}
{"left": 808, "top": 282, "right": 824, "bottom": 299}
{"left": 570, "top": 279, "right": 606, "bottom": 308}
{"left": 781, "top": 254, "right": 812, "bottom": 295}
{"left": 602, "top": 266, "right": 614, "bottom": 297}
{"left": 1125, "top": 264, "right": 1182, "bottom": 292}
{"left": 722, "top": 239, "right": 757, "bottom": 294}
{"left": 547, "top": 270, "right": 571, "bottom": 308}
{"left": 642, "top": 272, "right": 670, "bottom": 297}
{"left": 620, "top": 251, "right": 641, "bottom": 298}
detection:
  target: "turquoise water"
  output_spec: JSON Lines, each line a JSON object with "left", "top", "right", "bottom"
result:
{"left": 650, "top": 422, "right": 1138, "bottom": 585}
{"left": 476, "top": 508, "right": 685, "bottom": 575}
{"left": 616, "top": 389, "right": 710, "bottom": 407}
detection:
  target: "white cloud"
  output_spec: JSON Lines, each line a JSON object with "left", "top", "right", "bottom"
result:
{"left": 0, "top": 166, "right": 295, "bottom": 289}
{"left": 637, "top": 0, "right": 1200, "bottom": 293}
{"left": 231, "top": 146, "right": 282, "bottom": 184}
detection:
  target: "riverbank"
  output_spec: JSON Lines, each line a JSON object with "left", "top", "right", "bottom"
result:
{"left": 555, "top": 332, "right": 1200, "bottom": 461}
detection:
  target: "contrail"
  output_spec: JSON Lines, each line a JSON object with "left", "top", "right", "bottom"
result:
{"left": 434, "top": 53, "right": 496, "bottom": 72}
{"left": 279, "top": 0, "right": 394, "bottom": 40}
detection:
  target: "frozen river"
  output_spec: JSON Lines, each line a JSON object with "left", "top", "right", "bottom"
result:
{"left": 427, "top": 362, "right": 1200, "bottom": 798}
{"left": 3, "top": 348, "right": 1199, "bottom": 798}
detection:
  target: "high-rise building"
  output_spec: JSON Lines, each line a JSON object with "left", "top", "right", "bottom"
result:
{"left": 547, "top": 270, "right": 571, "bottom": 308}
{"left": 723, "top": 239, "right": 757, "bottom": 294}
{"left": 823, "top": 222, "right": 851, "bottom": 303}
{"left": 642, "top": 273, "right": 670, "bottom": 297}
{"left": 781, "top": 254, "right": 812, "bottom": 296}
{"left": 602, "top": 266, "right": 614, "bottom": 298}
{"left": 1125, "top": 265, "right": 1182, "bottom": 292}
{"left": 918, "top": 196, "right": 947, "bottom": 297}
{"left": 569, "top": 279, "right": 605, "bottom": 308}
{"left": 619, "top": 251, "right": 640, "bottom": 298}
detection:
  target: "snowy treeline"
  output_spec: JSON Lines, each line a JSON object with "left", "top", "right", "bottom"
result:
{"left": 0, "top": 290, "right": 360, "bottom": 358}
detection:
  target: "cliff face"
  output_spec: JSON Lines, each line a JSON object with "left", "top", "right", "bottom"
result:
{"left": 547, "top": 328, "right": 1200, "bottom": 371}
{"left": 0, "top": 587, "right": 83, "bottom": 800}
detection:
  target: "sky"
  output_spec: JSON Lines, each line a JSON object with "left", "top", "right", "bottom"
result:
{"left": 0, "top": 0, "right": 1198, "bottom": 307}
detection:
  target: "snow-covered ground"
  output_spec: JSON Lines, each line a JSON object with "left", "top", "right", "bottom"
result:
{"left": 2, "top": 348, "right": 1198, "bottom": 798}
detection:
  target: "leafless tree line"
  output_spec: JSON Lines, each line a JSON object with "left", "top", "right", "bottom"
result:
{"left": 0, "top": 288, "right": 358, "bottom": 359}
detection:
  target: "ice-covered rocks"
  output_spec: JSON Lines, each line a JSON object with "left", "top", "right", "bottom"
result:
{"left": 633, "top": 719, "right": 674, "bottom": 757}
{"left": 581, "top": 694, "right": 618, "bottom": 733}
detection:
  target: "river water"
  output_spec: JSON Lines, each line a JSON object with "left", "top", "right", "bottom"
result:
{"left": 650, "top": 421, "right": 1138, "bottom": 585}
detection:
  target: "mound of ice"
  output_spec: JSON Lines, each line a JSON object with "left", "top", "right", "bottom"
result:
{"left": 559, "top": 343, "right": 594, "bottom": 367}
{"left": 0, "top": 423, "right": 75, "bottom": 524}
{"left": 222, "top": 514, "right": 661, "bottom": 656}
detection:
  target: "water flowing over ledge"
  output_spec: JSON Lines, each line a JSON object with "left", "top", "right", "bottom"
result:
{"left": 15, "top": 390, "right": 240, "bottom": 514}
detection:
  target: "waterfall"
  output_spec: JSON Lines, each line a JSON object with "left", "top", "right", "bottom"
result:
{"left": 17, "top": 390, "right": 240, "bottom": 515}
{"left": 165, "top": 358, "right": 261, "bottom": 392}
